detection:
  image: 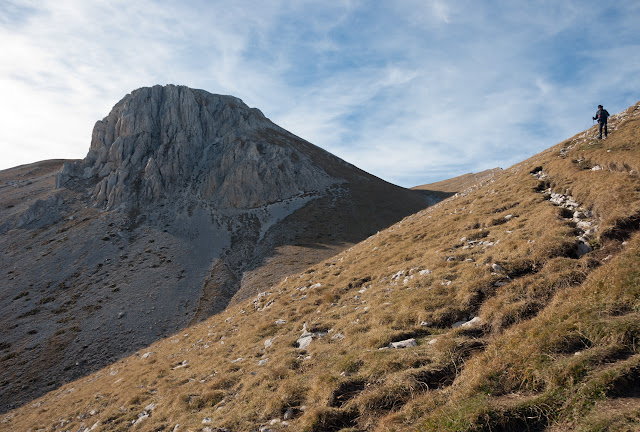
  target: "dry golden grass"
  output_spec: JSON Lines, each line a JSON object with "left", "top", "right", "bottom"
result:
{"left": 412, "top": 168, "right": 503, "bottom": 193}
{"left": 3, "top": 101, "right": 640, "bottom": 431}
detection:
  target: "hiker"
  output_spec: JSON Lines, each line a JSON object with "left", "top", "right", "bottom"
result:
{"left": 593, "top": 104, "right": 610, "bottom": 139}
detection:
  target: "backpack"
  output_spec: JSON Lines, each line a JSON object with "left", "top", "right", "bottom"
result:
{"left": 597, "top": 109, "right": 610, "bottom": 122}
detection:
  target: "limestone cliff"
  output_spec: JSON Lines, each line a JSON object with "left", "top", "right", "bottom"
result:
{"left": 56, "top": 85, "right": 336, "bottom": 210}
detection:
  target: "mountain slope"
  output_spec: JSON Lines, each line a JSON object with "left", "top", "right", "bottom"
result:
{"left": 3, "top": 100, "right": 640, "bottom": 432}
{"left": 0, "top": 85, "right": 438, "bottom": 413}
{"left": 412, "top": 168, "right": 503, "bottom": 194}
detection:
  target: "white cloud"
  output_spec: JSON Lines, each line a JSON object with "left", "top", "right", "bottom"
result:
{"left": 1, "top": 0, "right": 639, "bottom": 189}
{"left": 430, "top": 0, "right": 452, "bottom": 24}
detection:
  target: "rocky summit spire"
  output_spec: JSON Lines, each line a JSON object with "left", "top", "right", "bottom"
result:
{"left": 56, "top": 84, "right": 334, "bottom": 210}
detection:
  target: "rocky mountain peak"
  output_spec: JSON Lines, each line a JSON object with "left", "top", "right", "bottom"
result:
{"left": 1, "top": 85, "right": 437, "bottom": 413}
{"left": 56, "top": 84, "right": 334, "bottom": 210}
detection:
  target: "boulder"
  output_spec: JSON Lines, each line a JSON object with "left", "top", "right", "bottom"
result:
{"left": 577, "top": 239, "right": 593, "bottom": 257}
{"left": 461, "top": 317, "right": 482, "bottom": 328}
{"left": 295, "top": 323, "right": 328, "bottom": 349}
{"left": 388, "top": 338, "right": 417, "bottom": 349}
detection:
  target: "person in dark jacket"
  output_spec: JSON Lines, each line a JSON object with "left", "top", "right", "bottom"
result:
{"left": 593, "top": 104, "right": 610, "bottom": 139}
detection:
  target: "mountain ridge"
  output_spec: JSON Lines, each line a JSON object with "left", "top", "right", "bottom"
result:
{"left": 0, "top": 85, "right": 439, "bottom": 413}
{"left": 4, "top": 99, "right": 639, "bottom": 431}
{"left": 412, "top": 168, "right": 504, "bottom": 194}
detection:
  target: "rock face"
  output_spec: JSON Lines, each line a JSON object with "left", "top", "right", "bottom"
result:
{"left": 0, "top": 85, "right": 441, "bottom": 413}
{"left": 56, "top": 86, "right": 334, "bottom": 210}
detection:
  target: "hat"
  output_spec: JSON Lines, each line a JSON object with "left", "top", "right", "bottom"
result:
{"left": 598, "top": 104, "right": 603, "bottom": 108}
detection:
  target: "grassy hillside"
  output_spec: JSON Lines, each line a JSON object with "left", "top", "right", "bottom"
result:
{"left": 2, "top": 101, "right": 640, "bottom": 431}
{"left": 412, "top": 168, "right": 503, "bottom": 193}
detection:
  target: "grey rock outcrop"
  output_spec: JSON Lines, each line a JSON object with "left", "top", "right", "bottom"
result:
{"left": 56, "top": 85, "right": 335, "bottom": 210}
{"left": 388, "top": 338, "right": 417, "bottom": 349}
{"left": 16, "top": 193, "right": 66, "bottom": 229}
{"left": 295, "top": 323, "right": 329, "bottom": 350}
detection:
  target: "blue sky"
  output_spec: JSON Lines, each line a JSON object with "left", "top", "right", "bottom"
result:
{"left": 1, "top": 1, "right": 639, "bottom": 187}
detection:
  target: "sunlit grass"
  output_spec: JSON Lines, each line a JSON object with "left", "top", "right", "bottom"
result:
{"left": 4, "top": 102, "right": 640, "bottom": 431}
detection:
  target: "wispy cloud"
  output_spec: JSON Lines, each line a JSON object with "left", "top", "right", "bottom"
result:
{"left": 1, "top": 0, "right": 639, "bottom": 187}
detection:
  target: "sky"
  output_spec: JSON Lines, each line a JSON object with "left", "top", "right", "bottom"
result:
{"left": 1, "top": 0, "right": 639, "bottom": 187}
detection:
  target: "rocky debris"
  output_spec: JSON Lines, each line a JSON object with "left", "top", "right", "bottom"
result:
{"left": 265, "top": 417, "right": 291, "bottom": 428}
{"left": 490, "top": 262, "right": 511, "bottom": 285}
{"left": 452, "top": 317, "right": 482, "bottom": 328}
{"left": 264, "top": 337, "right": 276, "bottom": 349}
{"left": 132, "top": 402, "right": 156, "bottom": 426}
{"left": 461, "top": 317, "right": 482, "bottom": 328}
{"left": 576, "top": 239, "right": 593, "bottom": 256}
{"left": 12, "top": 193, "right": 66, "bottom": 231}
{"left": 390, "top": 270, "right": 406, "bottom": 283}
{"left": 533, "top": 172, "right": 599, "bottom": 257}
{"left": 387, "top": 268, "right": 431, "bottom": 285}
{"left": 461, "top": 237, "right": 498, "bottom": 250}
{"left": 530, "top": 166, "right": 544, "bottom": 176}
{"left": 275, "top": 319, "right": 287, "bottom": 325}
{"left": 559, "top": 144, "right": 576, "bottom": 158}
{"left": 172, "top": 360, "right": 189, "bottom": 370}
{"left": 546, "top": 191, "right": 597, "bottom": 256}
{"left": 76, "top": 421, "right": 100, "bottom": 431}
{"left": 547, "top": 190, "right": 580, "bottom": 209}
{"left": 283, "top": 408, "right": 294, "bottom": 420}
{"left": 491, "top": 263, "right": 505, "bottom": 272}
{"left": 253, "top": 292, "right": 275, "bottom": 311}
{"left": 295, "top": 323, "right": 328, "bottom": 350}
{"left": 141, "top": 351, "right": 154, "bottom": 359}
{"left": 296, "top": 334, "right": 313, "bottom": 350}
{"left": 451, "top": 319, "right": 467, "bottom": 328}
{"left": 388, "top": 338, "right": 417, "bottom": 349}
